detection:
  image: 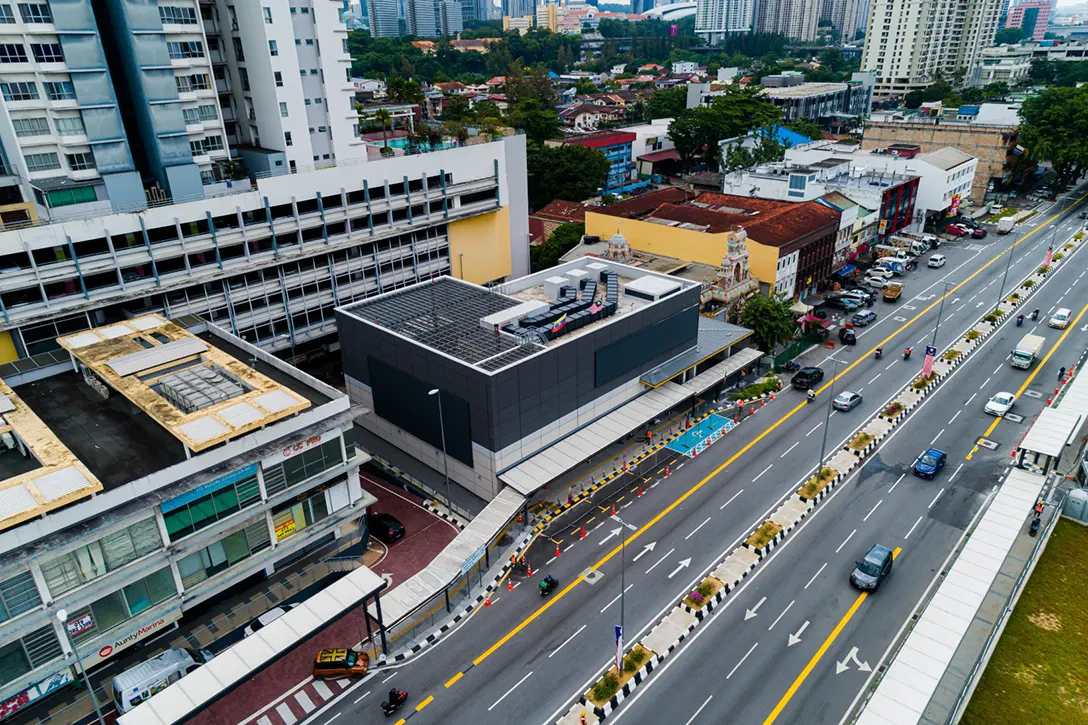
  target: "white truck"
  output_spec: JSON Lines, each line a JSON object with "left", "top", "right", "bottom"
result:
{"left": 997, "top": 217, "right": 1015, "bottom": 235}
{"left": 1011, "top": 333, "right": 1045, "bottom": 369}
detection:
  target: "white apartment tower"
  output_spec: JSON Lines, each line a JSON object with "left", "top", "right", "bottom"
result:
{"left": 695, "top": 0, "right": 754, "bottom": 42}
{"left": 754, "top": 0, "right": 819, "bottom": 41}
{"left": 861, "top": 0, "right": 1002, "bottom": 97}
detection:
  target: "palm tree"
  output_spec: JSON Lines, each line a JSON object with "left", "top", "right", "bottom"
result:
{"left": 373, "top": 109, "right": 393, "bottom": 150}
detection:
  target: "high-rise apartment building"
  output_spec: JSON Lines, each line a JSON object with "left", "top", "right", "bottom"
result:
{"left": 439, "top": 0, "right": 464, "bottom": 32}
{"left": 861, "top": 0, "right": 1002, "bottom": 97}
{"left": 695, "top": 0, "right": 754, "bottom": 42}
{"left": 366, "top": 0, "right": 400, "bottom": 35}
{"left": 821, "top": 0, "right": 860, "bottom": 41}
{"left": 1005, "top": 0, "right": 1051, "bottom": 41}
{"left": 503, "top": 0, "right": 533, "bottom": 20}
{"left": 405, "top": 0, "right": 437, "bottom": 34}
{"left": 754, "top": 0, "right": 819, "bottom": 41}
{"left": 535, "top": 1, "right": 557, "bottom": 30}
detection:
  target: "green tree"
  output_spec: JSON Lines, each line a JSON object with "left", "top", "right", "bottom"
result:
{"left": 994, "top": 27, "right": 1026, "bottom": 45}
{"left": 441, "top": 95, "right": 473, "bottom": 122}
{"left": 648, "top": 85, "right": 687, "bottom": 119}
{"left": 387, "top": 77, "right": 424, "bottom": 105}
{"left": 1019, "top": 86, "right": 1088, "bottom": 187}
{"left": 372, "top": 108, "right": 393, "bottom": 149}
{"left": 506, "top": 98, "right": 561, "bottom": 145}
{"left": 574, "top": 77, "right": 598, "bottom": 95}
{"left": 443, "top": 120, "right": 469, "bottom": 146}
{"left": 741, "top": 293, "right": 796, "bottom": 353}
{"left": 668, "top": 86, "right": 781, "bottom": 170}
{"left": 982, "top": 81, "right": 1010, "bottom": 99}
{"left": 527, "top": 142, "right": 611, "bottom": 210}
{"left": 472, "top": 99, "right": 503, "bottom": 123}
{"left": 784, "top": 118, "right": 823, "bottom": 141}
{"left": 530, "top": 222, "right": 585, "bottom": 272}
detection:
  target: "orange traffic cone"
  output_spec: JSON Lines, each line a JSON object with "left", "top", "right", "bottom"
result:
{"left": 638, "top": 484, "right": 643, "bottom": 498}
{"left": 507, "top": 578, "right": 513, "bottom": 591}
{"left": 555, "top": 544, "right": 561, "bottom": 557}
{"left": 665, "top": 464, "right": 671, "bottom": 478}
{"left": 611, "top": 502, "right": 617, "bottom": 516}
{"left": 484, "top": 595, "right": 491, "bottom": 608}
{"left": 527, "top": 563, "right": 533, "bottom": 577}
{"left": 760, "top": 398, "right": 765, "bottom": 408}
{"left": 580, "top": 525, "right": 586, "bottom": 539}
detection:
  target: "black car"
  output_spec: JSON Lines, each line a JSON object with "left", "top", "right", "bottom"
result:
{"left": 839, "top": 327, "right": 857, "bottom": 345}
{"left": 368, "top": 512, "right": 406, "bottom": 542}
{"left": 850, "top": 545, "right": 894, "bottom": 591}
{"left": 791, "top": 367, "right": 825, "bottom": 390}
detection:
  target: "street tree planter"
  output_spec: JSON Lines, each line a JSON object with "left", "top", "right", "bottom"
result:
{"left": 797, "top": 467, "right": 835, "bottom": 502}
{"left": 881, "top": 401, "right": 904, "bottom": 419}
{"left": 848, "top": 432, "right": 874, "bottom": 454}
{"left": 744, "top": 521, "right": 783, "bottom": 555}
{"left": 587, "top": 644, "right": 654, "bottom": 708}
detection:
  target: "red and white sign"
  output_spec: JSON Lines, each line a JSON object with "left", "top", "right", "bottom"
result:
{"left": 949, "top": 194, "right": 962, "bottom": 216}
{"left": 64, "top": 614, "right": 94, "bottom": 638}
{"left": 1044, "top": 245, "right": 1053, "bottom": 267}
{"left": 261, "top": 430, "right": 335, "bottom": 469}
{"left": 81, "top": 612, "right": 180, "bottom": 669}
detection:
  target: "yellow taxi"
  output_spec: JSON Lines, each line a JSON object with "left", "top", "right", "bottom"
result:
{"left": 313, "top": 648, "right": 370, "bottom": 679}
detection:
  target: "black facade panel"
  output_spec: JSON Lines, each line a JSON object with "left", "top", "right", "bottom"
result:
{"left": 594, "top": 308, "right": 696, "bottom": 387}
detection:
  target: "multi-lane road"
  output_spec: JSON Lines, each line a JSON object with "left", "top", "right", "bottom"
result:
{"left": 301, "top": 193, "right": 1088, "bottom": 725}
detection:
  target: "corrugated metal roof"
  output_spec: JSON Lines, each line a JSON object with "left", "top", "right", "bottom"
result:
{"left": 0, "top": 485, "right": 37, "bottom": 520}
{"left": 177, "top": 417, "right": 230, "bottom": 444}
{"left": 0, "top": 393, "right": 13, "bottom": 414}
{"left": 34, "top": 466, "right": 92, "bottom": 502}
{"left": 1017, "top": 367, "right": 1088, "bottom": 457}
{"left": 106, "top": 338, "right": 208, "bottom": 377}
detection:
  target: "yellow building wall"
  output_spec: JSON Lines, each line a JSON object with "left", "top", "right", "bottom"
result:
{"left": 0, "top": 331, "right": 17, "bottom": 364}
{"left": 447, "top": 206, "right": 513, "bottom": 285}
{"left": 585, "top": 211, "right": 782, "bottom": 286}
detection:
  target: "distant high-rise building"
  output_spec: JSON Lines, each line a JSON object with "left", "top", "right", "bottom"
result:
{"left": 1005, "top": 0, "right": 1051, "bottom": 40}
{"left": 754, "top": 0, "right": 819, "bottom": 41}
{"left": 406, "top": 0, "right": 438, "bottom": 34}
{"left": 439, "top": 0, "right": 465, "bottom": 32}
{"left": 367, "top": 0, "right": 402, "bottom": 35}
{"left": 861, "top": 0, "right": 1002, "bottom": 97}
{"left": 695, "top": 0, "right": 754, "bottom": 41}
{"left": 536, "top": 2, "right": 558, "bottom": 30}
{"left": 632, "top": 0, "right": 656, "bottom": 14}
{"left": 503, "top": 0, "right": 535, "bottom": 18}
{"left": 823, "top": 0, "right": 861, "bottom": 41}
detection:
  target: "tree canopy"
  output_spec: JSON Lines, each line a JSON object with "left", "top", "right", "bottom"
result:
{"left": 648, "top": 86, "right": 688, "bottom": 120}
{"left": 1028, "top": 58, "right": 1088, "bottom": 87}
{"left": 668, "top": 86, "right": 782, "bottom": 170}
{"left": 530, "top": 222, "right": 585, "bottom": 272}
{"left": 741, "top": 294, "right": 796, "bottom": 353}
{"left": 526, "top": 143, "right": 610, "bottom": 211}
{"left": 1019, "top": 86, "right": 1088, "bottom": 187}
{"left": 994, "top": 27, "right": 1026, "bottom": 46}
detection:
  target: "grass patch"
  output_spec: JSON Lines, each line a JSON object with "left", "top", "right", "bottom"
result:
{"left": 986, "top": 207, "right": 1017, "bottom": 223}
{"left": 960, "top": 519, "right": 1088, "bottom": 725}
{"left": 982, "top": 311, "right": 1001, "bottom": 323}
{"left": 967, "top": 329, "right": 983, "bottom": 341}
{"left": 911, "top": 373, "right": 937, "bottom": 391}
{"left": 730, "top": 376, "right": 781, "bottom": 401}
{"left": 941, "top": 349, "right": 963, "bottom": 362}
{"left": 588, "top": 645, "right": 653, "bottom": 705}
{"left": 1073, "top": 234, "right": 1084, "bottom": 242}
{"left": 1037, "top": 265, "right": 1051, "bottom": 275}
{"left": 798, "top": 467, "right": 835, "bottom": 499}
{"left": 1007, "top": 292, "right": 1020, "bottom": 302}
{"left": 683, "top": 577, "right": 723, "bottom": 609}
{"left": 882, "top": 401, "right": 904, "bottom": 418}
{"left": 745, "top": 521, "right": 783, "bottom": 550}
{"left": 1020, "top": 209, "right": 1038, "bottom": 222}
{"left": 1022, "top": 279, "right": 1036, "bottom": 289}
{"left": 848, "top": 432, "right": 874, "bottom": 451}
{"left": 1052, "top": 252, "right": 1064, "bottom": 262}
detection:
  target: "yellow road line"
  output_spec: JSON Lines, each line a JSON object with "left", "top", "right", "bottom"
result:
{"left": 971, "top": 300, "right": 1088, "bottom": 456}
{"left": 470, "top": 203, "right": 1084, "bottom": 670}
{"left": 444, "top": 672, "right": 463, "bottom": 688}
{"left": 762, "top": 547, "right": 902, "bottom": 724}
{"left": 415, "top": 695, "right": 434, "bottom": 711}
{"left": 394, "top": 719, "right": 406, "bottom": 725}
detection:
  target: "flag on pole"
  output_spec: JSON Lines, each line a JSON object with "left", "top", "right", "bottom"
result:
{"left": 615, "top": 625, "right": 623, "bottom": 672}
{"left": 922, "top": 345, "right": 937, "bottom": 377}
{"left": 1045, "top": 245, "right": 1053, "bottom": 267}
{"left": 551, "top": 314, "right": 568, "bottom": 333}
{"left": 589, "top": 298, "right": 604, "bottom": 314}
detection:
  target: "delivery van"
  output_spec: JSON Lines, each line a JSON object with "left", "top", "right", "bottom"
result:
{"left": 111, "top": 648, "right": 213, "bottom": 713}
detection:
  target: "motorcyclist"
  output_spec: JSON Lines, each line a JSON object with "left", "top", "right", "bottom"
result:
{"left": 389, "top": 689, "right": 404, "bottom": 706}
{"left": 903, "top": 347, "right": 912, "bottom": 360}
{"left": 875, "top": 346, "right": 883, "bottom": 360}
{"left": 1016, "top": 313, "right": 1024, "bottom": 326}
{"left": 1032, "top": 308, "right": 1040, "bottom": 321}
{"left": 807, "top": 389, "right": 816, "bottom": 403}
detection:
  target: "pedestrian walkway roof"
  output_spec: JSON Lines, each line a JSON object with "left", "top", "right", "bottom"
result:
{"left": 1017, "top": 368, "right": 1088, "bottom": 459}
{"left": 498, "top": 346, "right": 762, "bottom": 496}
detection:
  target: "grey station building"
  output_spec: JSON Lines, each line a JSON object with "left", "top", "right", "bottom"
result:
{"left": 337, "top": 257, "right": 761, "bottom": 508}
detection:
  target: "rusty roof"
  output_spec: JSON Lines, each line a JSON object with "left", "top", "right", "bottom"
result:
{"left": 593, "top": 188, "right": 692, "bottom": 218}
{"left": 532, "top": 199, "right": 586, "bottom": 224}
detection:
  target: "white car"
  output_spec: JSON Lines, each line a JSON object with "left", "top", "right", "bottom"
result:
{"left": 984, "top": 392, "right": 1016, "bottom": 416}
{"left": 243, "top": 603, "right": 301, "bottom": 637}
{"left": 1049, "top": 308, "right": 1071, "bottom": 329}
{"left": 864, "top": 276, "right": 891, "bottom": 289}
{"left": 927, "top": 254, "right": 946, "bottom": 268}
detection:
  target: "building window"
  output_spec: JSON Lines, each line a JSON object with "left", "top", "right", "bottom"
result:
{"left": 313, "top": 97, "right": 321, "bottom": 104}
{"left": 0, "top": 627, "right": 63, "bottom": 689}
{"left": 11, "top": 116, "right": 48, "bottom": 137}
{"left": 0, "top": 44, "right": 27, "bottom": 63}
{"left": 284, "top": 131, "right": 292, "bottom": 146}
{"left": 45, "top": 186, "right": 96, "bottom": 207}
{"left": 197, "top": 103, "right": 217, "bottom": 121}
{"left": 167, "top": 41, "right": 203, "bottom": 60}
{"left": 294, "top": 38, "right": 301, "bottom": 45}
{"left": 67, "top": 568, "right": 176, "bottom": 644}
{"left": 31, "top": 43, "right": 63, "bottom": 63}
{"left": 2, "top": 81, "right": 37, "bottom": 100}
{"left": 17, "top": 2, "right": 49, "bottom": 22}
{"left": 308, "top": 69, "right": 317, "bottom": 75}
{"left": 161, "top": 468, "right": 261, "bottom": 541}
{"left": 304, "top": 98, "right": 310, "bottom": 105}
{"left": 39, "top": 517, "right": 162, "bottom": 597}
{"left": 268, "top": 39, "right": 277, "bottom": 56}
{"left": 189, "top": 135, "right": 224, "bottom": 156}
{"left": 24, "top": 152, "right": 59, "bottom": 172}
{"left": 239, "top": 67, "right": 250, "bottom": 91}
{"left": 261, "top": 438, "right": 343, "bottom": 496}
{"left": 0, "top": 572, "right": 41, "bottom": 623}
{"left": 262, "top": 6, "right": 271, "bottom": 22}
{"left": 66, "top": 151, "right": 95, "bottom": 171}
{"left": 0, "top": 5, "right": 13, "bottom": 22}
{"left": 176, "top": 518, "right": 271, "bottom": 588}
{"left": 232, "top": 36, "right": 244, "bottom": 62}
{"left": 317, "top": 125, "right": 326, "bottom": 132}
{"left": 305, "top": 38, "right": 313, "bottom": 45}
{"left": 54, "top": 115, "right": 84, "bottom": 135}
{"left": 342, "top": 39, "right": 347, "bottom": 53}
{"left": 274, "top": 71, "right": 283, "bottom": 87}
{"left": 289, "top": 5, "right": 295, "bottom": 12}
{"left": 43, "top": 80, "right": 73, "bottom": 99}
{"left": 159, "top": 5, "right": 198, "bottom": 24}
{"left": 183, "top": 107, "right": 199, "bottom": 125}
{"left": 279, "top": 101, "right": 288, "bottom": 117}
{"left": 300, "top": 5, "right": 308, "bottom": 11}
{"left": 272, "top": 485, "right": 332, "bottom": 542}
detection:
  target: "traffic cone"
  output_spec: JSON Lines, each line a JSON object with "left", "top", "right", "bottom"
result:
{"left": 760, "top": 398, "right": 765, "bottom": 408}
{"left": 733, "top": 415, "right": 739, "bottom": 424}
{"left": 611, "top": 502, "right": 617, "bottom": 516}
{"left": 749, "top": 407, "right": 755, "bottom": 415}
{"left": 484, "top": 595, "right": 491, "bottom": 608}
{"left": 580, "top": 525, "right": 586, "bottom": 539}
{"left": 1047, "top": 396, "right": 1052, "bottom": 405}
{"left": 507, "top": 578, "right": 513, "bottom": 592}
{"left": 665, "top": 464, "right": 671, "bottom": 478}
{"left": 638, "top": 484, "right": 643, "bottom": 498}
{"left": 555, "top": 544, "right": 561, "bottom": 557}
{"left": 770, "top": 392, "right": 775, "bottom": 402}
{"left": 527, "top": 563, "right": 533, "bottom": 577}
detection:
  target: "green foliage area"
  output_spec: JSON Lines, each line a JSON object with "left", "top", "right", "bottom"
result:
{"left": 1019, "top": 86, "right": 1088, "bottom": 187}
{"left": 669, "top": 85, "right": 782, "bottom": 170}
{"left": 648, "top": 85, "right": 687, "bottom": 120}
{"left": 530, "top": 222, "right": 586, "bottom": 273}
{"left": 994, "top": 27, "right": 1026, "bottom": 46}
{"left": 740, "top": 294, "right": 796, "bottom": 354}
{"left": 1028, "top": 58, "right": 1088, "bottom": 87}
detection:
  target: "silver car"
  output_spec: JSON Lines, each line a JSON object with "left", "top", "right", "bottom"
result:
{"left": 832, "top": 391, "right": 863, "bottom": 411}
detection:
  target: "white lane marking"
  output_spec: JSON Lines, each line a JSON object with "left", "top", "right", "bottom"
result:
{"left": 645, "top": 548, "right": 674, "bottom": 574}
{"left": 868, "top": 373, "right": 881, "bottom": 384}
{"left": 685, "top": 517, "right": 712, "bottom": 541}
{"left": 979, "top": 376, "right": 991, "bottom": 390}
{"left": 313, "top": 681, "right": 333, "bottom": 700}
{"left": 835, "top": 528, "right": 856, "bottom": 554}
{"left": 806, "top": 422, "right": 822, "bottom": 437}
{"left": 781, "top": 441, "right": 800, "bottom": 458}
{"left": 928, "top": 488, "right": 945, "bottom": 509}
{"left": 888, "top": 473, "right": 905, "bottom": 493}
{"left": 353, "top": 691, "right": 372, "bottom": 705}
{"left": 754, "top": 464, "right": 774, "bottom": 481}
{"left": 324, "top": 714, "right": 340, "bottom": 725}
{"left": 768, "top": 600, "right": 794, "bottom": 631}
{"left": 276, "top": 705, "right": 297, "bottom": 725}
{"left": 966, "top": 393, "right": 977, "bottom": 406}
{"left": 382, "top": 672, "right": 398, "bottom": 683}
{"left": 726, "top": 643, "right": 759, "bottom": 680}
{"left": 968, "top": 293, "right": 977, "bottom": 302}
{"left": 295, "top": 692, "right": 315, "bottom": 714}
{"left": 863, "top": 499, "right": 883, "bottom": 522}
{"left": 950, "top": 463, "right": 964, "bottom": 482}
{"left": 600, "top": 584, "right": 635, "bottom": 613}
{"left": 488, "top": 671, "right": 533, "bottom": 712}
{"left": 885, "top": 361, "right": 896, "bottom": 370}
{"left": 549, "top": 625, "right": 587, "bottom": 658}
{"left": 258, "top": 717, "right": 273, "bottom": 725}
{"left": 905, "top": 516, "right": 924, "bottom": 540}
{"left": 546, "top": 556, "right": 556, "bottom": 565}
{"left": 683, "top": 696, "right": 714, "bottom": 725}
{"left": 917, "top": 334, "right": 929, "bottom": 345}
{"left": 805, "top": 562, "right": 827, "bottom": 589}
{"left": 993, "top": 364, "right": 1002, "bottom": 375}
{"left": 931, "top": 428, "right": 945, "bottom": 445}
{"left": 721, "top": 489, "right": 745, "bottom": 510}
{"left": 949, "top": 410, "right": 961, "bottom": 424}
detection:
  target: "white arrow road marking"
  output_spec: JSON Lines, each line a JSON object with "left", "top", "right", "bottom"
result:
{"left": 726, "top": 643, "right": 758, "bottom": 680}
{"left": 645, "top": 548, "right": 674, "bottom": 574}
{"left": 836, "top": 646, "right": 872, "bottom": 674}
{"left": 598, "top": 527, "right": 622, "bottom": 546}
{"left": 381, "top": 573, "right": 394, "bottom": 586}
{"left": 667, "top": 558, "right": 692, "bottom": 579}
{"left": 951, "top": 297, "right": 960, "bottom": 304}
{"left": 1081, "top": 324, "right": 1088, "bottom": 332}
{"left": 768, "top": 600, "right": 794, "bottom": 631}
{"left": 631, "top": 542, "right": 657, "bottom": 563}
{"left": 744, "top": 596, "right": 767, "bottom": 621}
{"left": 788, "top": 620, "right": 810, "bottom": 647}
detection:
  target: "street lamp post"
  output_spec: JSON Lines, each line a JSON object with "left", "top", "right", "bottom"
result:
{"left": 814, "top": 359, "right": 842, "bottom": 486}
{"left": 56, "top": 609, "right": 105, "bottom": 725}
{"left": 609, "top": 514, "right": 637, "bottom": 640}
{"left": 931, "top": 281, "right": 953, "bottom": 350}
{"left": 428, "top": 389, "right": 454, "bottom": 518}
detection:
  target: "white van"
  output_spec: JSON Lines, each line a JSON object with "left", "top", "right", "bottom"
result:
{"left": 111, "top": 648, "right": 213, "bottom": 713}
{"left": 927, "top": 254, "right": 946, "bottom": 268}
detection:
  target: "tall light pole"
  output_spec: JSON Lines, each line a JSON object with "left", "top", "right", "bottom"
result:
{"left": 609, "top": 514, "right": 637, "bottom": 643}
{"left": 814, "top": 358, "right": 842, "bottom": 486}
{"left": 56, "top": 609, "right": 105, "bottom": 725}
{"left": 931, "top": 281, "right": 953, "bottom": 349}
{"left": 428, "top": 389, "right": 454, "bottom": 517}
{"left": 995, "top": 234, "right": 1018, "bottom": 307}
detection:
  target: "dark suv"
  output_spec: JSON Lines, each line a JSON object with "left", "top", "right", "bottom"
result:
{"left": 850, "top": 545, "right": 894, "bottom": 591}
{"left": 791, "top": 367, "right": 824, "bottom": 390}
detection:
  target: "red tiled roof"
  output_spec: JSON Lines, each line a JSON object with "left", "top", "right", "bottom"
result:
{"left": 592, "top": 188, "right": 691, "bottom": 218}
{"left": 532, "top": 199, "right": 586, "bottom": 223}
{"left": 555, "top": 130, "right": 637, "bottom": 149}
{"left": 690, "top": 193, "right": 841, "bottom": 247}
{"left": 637, "top": 148, "right": 681, "bottom": 163}
{"left": 434, "top": 82, "right": 466, "bottom": 92}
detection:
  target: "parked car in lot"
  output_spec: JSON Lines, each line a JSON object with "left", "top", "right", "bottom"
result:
{"left": 832, "top": 390, "right": 863, "bottom": 411}
{"left": 864, "top": 276, "right": 892, "bottom": 289}
{"left": 912, "top": 448, "right": 948, "bottom": 479}
{"left": 840, "top": 290, "right": 874, "bottom": 307}
{"left": 852, "top": 310, "right": 877, "bottom": 326}
{"left": 927, "top": 254, "right": 946, "bottom": 268}
{"left": 850, "top": 544, "right": 894, "bottom": 591}
{"left": 791, "top": 367, "right": 825, "bottom": 390}
{"left": 826, "top": 296, "right": 860, "bottom": 312}
{"left": 945, "top": 224, "right": 970, "bottom": 236}
{"left": 984, "top": 392, "right": 1016, "bottom": 416}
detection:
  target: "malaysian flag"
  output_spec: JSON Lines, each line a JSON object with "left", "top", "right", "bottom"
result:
{"left": 589, "top": 298, "right": 604, "bottom": 314}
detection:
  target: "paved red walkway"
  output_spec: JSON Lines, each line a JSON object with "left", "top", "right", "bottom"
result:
{"left": 191, "top": 476, "right": 459, "bottom": 725}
